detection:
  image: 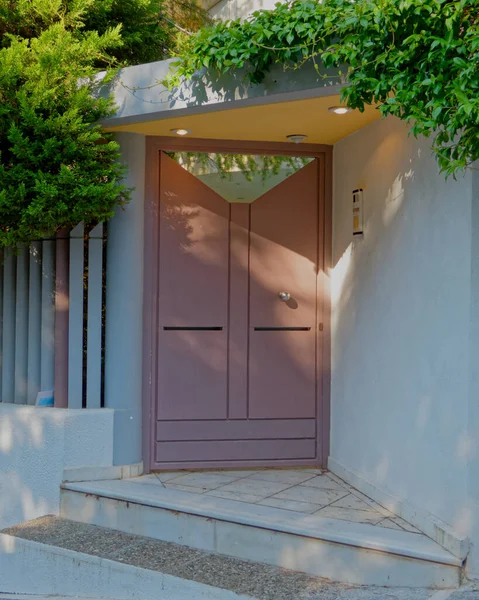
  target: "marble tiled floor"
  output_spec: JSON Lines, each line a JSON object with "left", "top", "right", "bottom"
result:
{"left": 135, "top": 468, "right": 420, "bottom": 533}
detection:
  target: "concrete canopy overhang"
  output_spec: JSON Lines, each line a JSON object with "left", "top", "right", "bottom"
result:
{"left": 101, "top": 58, "right": 380, "bottom": 144}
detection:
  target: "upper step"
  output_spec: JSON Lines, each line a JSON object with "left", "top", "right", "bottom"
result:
{"left": 60, "top": 478, "right": 462, "bottom": 589}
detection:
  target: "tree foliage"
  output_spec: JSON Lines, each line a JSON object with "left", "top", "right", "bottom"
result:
{"left": 169, "top": 0, "right": 479, "bottom": 177}
{"left": 0, "top": 0, "right": 208, "bottom": 247}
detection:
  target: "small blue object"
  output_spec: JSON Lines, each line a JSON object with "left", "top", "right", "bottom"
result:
{"left": 36, "top": 391, "right": 54, "bottom": 407}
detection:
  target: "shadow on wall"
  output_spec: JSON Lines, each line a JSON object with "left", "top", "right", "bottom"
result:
{"left": 330, "top": 116, "right": 473, "bottom": 539}
{"left": 98, "top": 41, "right": 339, "bottom": 126}
{"left": 106, "top": 60, "right": 338, "bottom": 115}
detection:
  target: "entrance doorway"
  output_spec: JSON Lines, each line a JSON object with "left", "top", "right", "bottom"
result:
{"left": 144, "top": 141, "right": 331, "bottom": 470}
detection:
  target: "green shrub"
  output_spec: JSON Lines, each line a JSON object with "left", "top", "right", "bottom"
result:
{"left": 0, "top": 0, "right": 207, "bottom": 247}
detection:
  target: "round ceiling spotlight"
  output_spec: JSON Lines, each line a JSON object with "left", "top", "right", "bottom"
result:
{"left": 328, "top": 106, "right": 352, "bottom": 115}
{"left": 286, "top": 134, "right": 308, "bottom": 144}
{"left": 170, "top": 128, "right": 191, "bottom": 136}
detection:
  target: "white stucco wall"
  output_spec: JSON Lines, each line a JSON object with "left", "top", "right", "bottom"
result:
{"left": 105, "top": 133, "right": 145, "bottom": 465}
{"left": 330, "top": 117, "right": 473, "bottom": 542}
{"left": 0, "top": 404, "right": 114, "bottom": 530}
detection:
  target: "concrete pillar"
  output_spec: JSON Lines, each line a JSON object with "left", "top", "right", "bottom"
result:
{"left": 104, "top": 133, "right": 145, "bottom": 465}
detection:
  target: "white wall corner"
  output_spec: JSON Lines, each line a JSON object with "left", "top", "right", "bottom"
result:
{"left": 328, "top": 457, "right": 470, "bottom": 561}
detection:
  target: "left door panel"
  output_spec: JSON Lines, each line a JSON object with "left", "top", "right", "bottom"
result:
{"left": 157, "top": 154, "right": 230, "bottom": 422}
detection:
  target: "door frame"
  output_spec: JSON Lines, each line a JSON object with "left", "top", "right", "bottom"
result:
{"left": 142, "top": 136, "right": 333, "bottom": 472}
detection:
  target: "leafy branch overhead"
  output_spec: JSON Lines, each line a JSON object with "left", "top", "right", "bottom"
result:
{"left": 169, "top": 0, "right": 479, "bottom": 177}
{"left": 0, "top": 0, "right": 208, "bottom": 248}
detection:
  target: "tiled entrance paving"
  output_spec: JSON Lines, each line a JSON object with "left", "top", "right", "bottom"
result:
{"left": 133, "top": 468, "right": 420, "bottom": 533}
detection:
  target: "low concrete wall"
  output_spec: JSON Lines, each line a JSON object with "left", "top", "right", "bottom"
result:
{"left": 0, "top": 404, "right": 114, "bottom": 529}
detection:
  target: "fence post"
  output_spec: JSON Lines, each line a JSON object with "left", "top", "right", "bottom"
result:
{"left": 0, "top": 250, "right": 3, "bottom": 401}
{"left": 27, "top": 241, "right": 42, "bottom": 405}
{"left": 14, "top": 246, "right": 29, "bottom": 404}
{"left": 2, "top": 252, "right": 16, "bottom": 403}
{"left": 54, "top": 230, "right": 69, "bottom": 408}
{"left": 86, "top": 223, "right": 103, "bottom": 409}
{"left": 68, "top": 223, "right": 85, "bottom": 409}
{"left": 41, "top": 239, "right": 55, "bottom": 396}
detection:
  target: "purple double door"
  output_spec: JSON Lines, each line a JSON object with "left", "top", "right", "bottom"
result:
{"left": 153, "top": 153, "right": 323, "bottom": 469}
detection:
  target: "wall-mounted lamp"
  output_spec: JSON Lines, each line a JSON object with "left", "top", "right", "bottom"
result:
{"left": 170, "top": 128, "right": 191, "bottom": 136}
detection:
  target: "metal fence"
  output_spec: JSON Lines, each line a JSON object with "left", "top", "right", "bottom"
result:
{"left": 0, "top": 224, "right": 106, "bottom": 408}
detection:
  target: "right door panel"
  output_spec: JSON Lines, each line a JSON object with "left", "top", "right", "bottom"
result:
{"left": 248, "top": 160, "right": 319, "bottom": 420}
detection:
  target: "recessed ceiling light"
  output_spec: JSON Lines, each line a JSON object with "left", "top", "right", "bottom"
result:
{"left": 170, "top": 128, "right": 191, "bottom": 136}
{"left": 286, "top": 134, "right": 308, "bottom": 144}
{"left": 328, "top": 106, "right": 352, "bottom": 115}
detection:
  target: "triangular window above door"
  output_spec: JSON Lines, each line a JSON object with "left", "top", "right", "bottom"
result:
{"left": 164, "top": 151, "right": 314, "bottom": 203}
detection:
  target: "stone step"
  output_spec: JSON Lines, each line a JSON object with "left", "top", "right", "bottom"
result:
{"left": 0, "top": 516, "right": 371, "bottom": 599}
{"left": 0, "top": 596, "right": 109, "bottom": 600}
{"left": 59, "top": 479, "right": 462, "bottom": 589}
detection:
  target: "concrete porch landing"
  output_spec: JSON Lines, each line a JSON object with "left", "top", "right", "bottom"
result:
{"left": 60, "top": 469, "right": 463, "bottom": 588}
{"left": 125, "top": 468, "right": 420, "bottom": 531}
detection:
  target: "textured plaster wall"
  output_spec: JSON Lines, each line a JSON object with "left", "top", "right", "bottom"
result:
{"left": 331, "top": 117, "right": 472, "bottom": 537}
{"left": 0, "top": 404, "right": 114, "bottom": 529}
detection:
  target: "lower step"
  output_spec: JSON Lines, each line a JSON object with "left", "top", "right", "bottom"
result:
{"left": 60, "top": 480, "right": 462, "bottom": 588}
{"left": 0, "top": 517, "right": 249, "bottom": 599}
{"left": 0, "top": 516, "right": 377, "bottom": 599}
{"left": 0, "top": 596, "right": 109, "bottom": 600}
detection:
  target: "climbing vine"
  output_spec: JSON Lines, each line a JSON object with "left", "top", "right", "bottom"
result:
{"left": 168, "top": 0, "right": 479, "bottom": 177}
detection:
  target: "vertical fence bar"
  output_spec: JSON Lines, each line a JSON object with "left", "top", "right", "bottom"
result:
{"left": 40, "top": 239, "right": 55, "bottom": 395}
{"left": 86, "top": 223, "right": 103, "bottom": 408}
{"left": 0, "top": 249, "right": 3, "bottom": 401}
{"left": 54, "top": 230, "right": 69, "bottom": 408}
{"left": 68, "top": 223, "right": 85, "bottom": 409}
{"left": 14, "top": 246, "right": 29, "bottom": 404}
{"left": 27, "top": 241, "right": 42, "bottom": 405}
{"left": 2, "top": 252, "right": 16, "bottom": 403}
